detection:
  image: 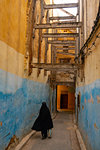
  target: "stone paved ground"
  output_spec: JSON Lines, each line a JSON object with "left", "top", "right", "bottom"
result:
{"left": 21, "top": 112, "right": 80, "bottom": 150}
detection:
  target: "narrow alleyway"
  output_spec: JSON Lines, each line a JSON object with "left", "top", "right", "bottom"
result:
{"left": 21, "top": 112, "right": 80, "bottom": 150}
{"left": 0, "top": 0, "right": 100, "bottom": 149}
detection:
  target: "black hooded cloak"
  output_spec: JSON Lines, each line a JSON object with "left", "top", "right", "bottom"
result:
{"left": 32, "top": 102, "right": 53, "bottom": 131}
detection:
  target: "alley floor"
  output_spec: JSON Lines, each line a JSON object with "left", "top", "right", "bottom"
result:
{"left": 21, "top": 112, "right": 80, "bottom": 150}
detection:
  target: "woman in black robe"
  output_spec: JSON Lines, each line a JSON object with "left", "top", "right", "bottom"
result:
{"left": 32, "top": 102, "right": 53, "bottom": 139}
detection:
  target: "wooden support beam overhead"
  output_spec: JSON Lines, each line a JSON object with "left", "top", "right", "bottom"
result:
{"left": 35, "top": 22, "right": 82, "bottom": 29}
{"left": 56, "top": 47, "right": 75, "bottom": 50}
{"left": 52, "top": 44, "right": 75, "bottom": 46}
{"left": 55, "top": 82, "right": 75, "bottom": 87}
{"left": 49, "top": 69, "right": 75, "bottom": 73}
{"left": 55, "top": 45, "right": 75, "bottom": 47}
{"left": 44, "top": 3, "right": 79, "bottom": 9}
{"left": 49, "top": 16, "right": 76, "bottom": 20}
{"left": 45, "top": 69, "right": 75, "bottom": 72}
{"left": 57, "top": 52, "right": 75, "bottom": 56}
{"left": 60, "top": 8, "right": 75, "bottom": 16}
{"left": 42, "top": 33, "right": 79, "bottom": 38}
{"left": 48, "top": 40, "right": 76, "bottom": 44}
{"left": 57, "top": 71, "right": 75, "bottom": 74}
{"left": 31, "top": 63, "right": 78, "bottom": 70}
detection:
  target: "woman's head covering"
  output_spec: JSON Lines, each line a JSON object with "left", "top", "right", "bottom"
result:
{"left": 42, "top": 102, "right": 46, "bottom": 106}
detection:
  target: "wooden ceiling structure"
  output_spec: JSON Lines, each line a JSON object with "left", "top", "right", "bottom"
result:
{"left": 32, "top": 0, "right": 81, "bottom": 87}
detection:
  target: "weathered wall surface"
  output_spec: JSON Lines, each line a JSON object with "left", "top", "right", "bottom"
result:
{"left": 76, "top": 2, "right": 100, "bottom": 150}
{"left": 56, "top": 73, "right": 75, "bottom": 82}
{"left": 0, "top": 72, "right": 50, "bottom": 149}
{"left": 82, "top": 0, "right": 99, "bottom": 42}
{"left": 0, "top": 0, "right": 53, "bottom": 149}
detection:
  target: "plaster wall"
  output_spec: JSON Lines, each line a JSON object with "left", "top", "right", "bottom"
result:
{"left": 82, "top": 0, "right": 99, "bottom": 41}
{"left": 0, "top": 0, "right": 27, "bottom": 55}
{"left": 0, "top": 0, "right": 52, "bottom": 149}
{"left": 76, "top": 4, "right": 100, "bottom": 149}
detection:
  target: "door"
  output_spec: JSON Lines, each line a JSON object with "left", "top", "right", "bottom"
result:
{"left": 60, "top": 94, "right": 68, "bottom": 109}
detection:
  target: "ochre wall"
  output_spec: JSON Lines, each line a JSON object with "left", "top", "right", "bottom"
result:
{"left": 57, "top": 85, "right": 75, "bottom": 110}
{"left": 0, "top": 0, "right": 28, "bottom": 77}
{"left": 0, "top": 0, "right": 27, "bottom": 55}
{"left": 0, "top": 0, "right": 52, "bottom": 149}
{"left": 76, "top": 28, "right": 100, "bottom": 88}
{"left": 0, "top": 0, "right": 50, "bottom": 82}
{"left": 82, "top": 0, "right": 99, "bottom": 42}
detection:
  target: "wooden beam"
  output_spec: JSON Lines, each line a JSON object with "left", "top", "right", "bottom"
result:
{"left": 49, "top": 16, "right": 76, "bottom": 20}
{"left": 31, "top": 63, "right": 78, "bottom": 70}
{"left": 49, "top": 70, "right": 75, "bottom": 73}
{"left": 42, "top": 33, "right": 79, "bottom": 38}
{"left": 55, "top": 82, "right": 75, "bottom": 87}
{"left": 48, "top": 40, "right": 76, "bottom": 44}
{"left": 56, "top": 71, "right": 75, "bottom": 74}
{"left": 52, "top": 44, "right": 75, "bottom": 47}
{"left": 52, "top": 44, "right": 75, "bottom": 49}
{"left": 35, "top": 22, "right": 82, "bottom": 29}
{"left": 46, "top": 69, "right": 76, "bottom": 72}
{"left": 44, "top": 3, "right": 79, "bottom": 9}
{"left": 57, "top": 52, "right": 75, "bottom": 56}
{"left": 56, "top": 47, "right": 75, "bottom": 50}
{"left": 48, "top": 21, "right": 78, "bottom": 25}
{"left": 60, "top": 8, "right": 75, "bottom": 16}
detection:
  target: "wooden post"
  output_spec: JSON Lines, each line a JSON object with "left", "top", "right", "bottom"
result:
{"left": 75, "top": 0, "right": 80, "bottom": 59}
{"left": 44, "top": 10, "right": 49, "bottom": 76}
{"left": 52, "top": 46, "right": 56, "bottom": 64}
{"left": 37, "top": 0, "right": 44, "bottom": 77}
{"left": 78, "top": 0, "right": 80, "bottom": 53}
{"left": 81, "top": 0, "right": 84, "bottom": 47}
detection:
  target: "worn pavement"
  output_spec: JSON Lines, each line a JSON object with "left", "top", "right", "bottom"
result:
{"left": 21, "top": 112, "right": 80, "bottom": 150}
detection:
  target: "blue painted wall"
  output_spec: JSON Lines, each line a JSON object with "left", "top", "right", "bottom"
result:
{"left": 76, "top": 79, "right": 100, "bottom": 150}
{"left": 0, "top": 69, "right": 51, "bottom": 150}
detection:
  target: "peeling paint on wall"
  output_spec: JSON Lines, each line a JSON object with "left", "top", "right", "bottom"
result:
{"left": 0, "top": 122, "right": 2, "bottom": 126}
{"left": 97, "top": 96, "right": 100, "bottom": 103}
{"left": 82, "top": 105, "right": 84, "bottom": 110}
{"left": 0, "top": 69, "right": 51, "bottom": 150}
{"left": 88, "top": 95, "right": 94, "bottom": 104}
{"left": 94, "top": 123, "right": 99, "bottom": 130}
